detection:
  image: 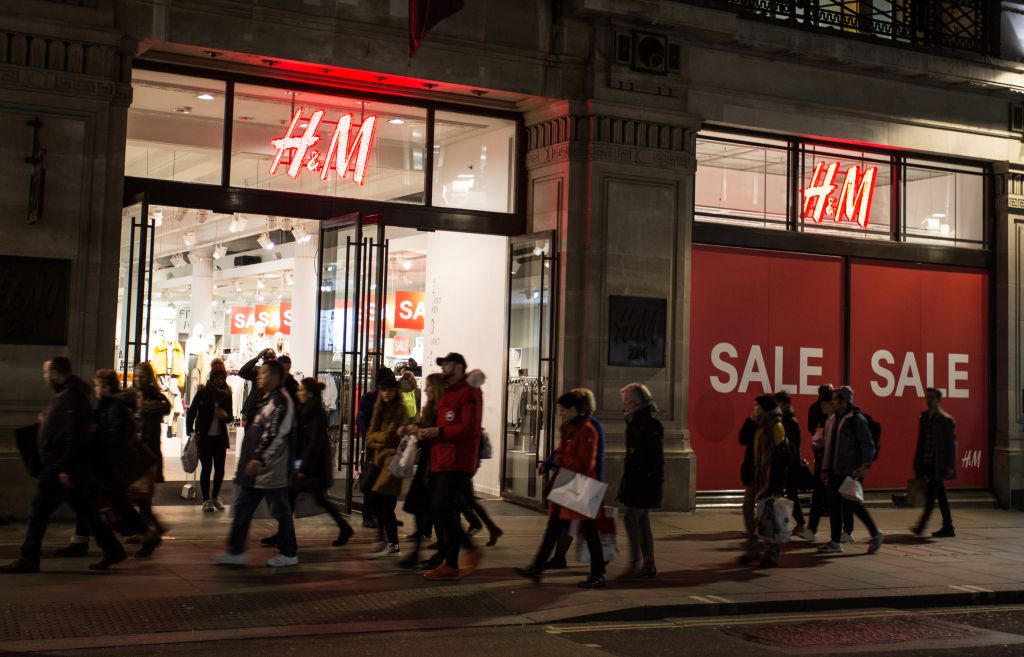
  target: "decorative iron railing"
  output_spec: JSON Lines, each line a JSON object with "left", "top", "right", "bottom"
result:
{"left": 680, "top": 0, "right": 996, "bottom": 56}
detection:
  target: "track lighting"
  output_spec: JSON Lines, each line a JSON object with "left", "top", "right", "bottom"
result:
{"left": 258, "top": 233, "right": 275, "bottom": 250}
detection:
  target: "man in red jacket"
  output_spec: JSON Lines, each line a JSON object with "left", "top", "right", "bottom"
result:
{"left": 419, "top": 352, "right": 483, "bottom": 581}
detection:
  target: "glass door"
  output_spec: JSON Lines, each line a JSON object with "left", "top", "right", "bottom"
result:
{"left": 501, "top": 232, "right": 557, "bottom": 506}
{"left": 316, "top": 213, "right": 387, "bottom": 513}
{"left": 117, "top": 194, "right": 156, "bottom": 387}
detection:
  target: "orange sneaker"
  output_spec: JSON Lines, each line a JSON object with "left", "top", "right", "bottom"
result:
{"left": 459, "top": 548, "right": 483, "bottom": 578}
{"left": 423, "top": 564, "right": 460, "bottom": 581}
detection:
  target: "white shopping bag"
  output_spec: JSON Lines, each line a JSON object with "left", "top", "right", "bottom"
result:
{"left": 388, "top": 434, "right": 418, "bottom": 479}
{"left": 574, "top": 506, "right": 618, "bottom": 563}
{"left": 755, "top": 497, "right": 794, "bottom": 545}
{"left": 839, "top": 476, "right": 864, "bottom": 502}
{"left": 546, "top": 468, "right": 608, "bottom": 519}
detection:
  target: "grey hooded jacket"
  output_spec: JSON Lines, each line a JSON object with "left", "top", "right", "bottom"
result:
{"left": 236, "top": 386, "right": 295, "bottom": 489}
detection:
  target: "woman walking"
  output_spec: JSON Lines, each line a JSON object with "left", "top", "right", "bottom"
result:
{"left": 516, "top": 389, "right": 606, "bottom": 589}
{"left": 617, "top": 383, "right": 664, "bottom": 578}
{"left": 366, "top": 377, "right": 409, "bottom": 557}
{"left": 400, "top": 373, "right": 444, "bottom": 568}
{"left": 131, "top": 361, "right": 171, "bottom": 532}
{"left": 186, "top": 358, "right": 233, "bottom": 512}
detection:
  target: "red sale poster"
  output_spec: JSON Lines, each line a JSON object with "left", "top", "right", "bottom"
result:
{"left": 688, "top": 245, "right": 844, "bottom": 490}
{"left": 848, "top": 261, "right": 988, "bottom": 488}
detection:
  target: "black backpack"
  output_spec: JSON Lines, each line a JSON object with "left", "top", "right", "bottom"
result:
{"left": 859, "top": 412, "right": 882, "bottom": 461}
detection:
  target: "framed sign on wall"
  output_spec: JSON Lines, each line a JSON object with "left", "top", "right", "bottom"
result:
{"left": 608, "top": 295, "right": 667, "bottom": 368}
{"left": 0, "top": 256, "right": 70, "bottom": 345}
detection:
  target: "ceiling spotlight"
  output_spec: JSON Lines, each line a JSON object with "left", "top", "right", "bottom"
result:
{"left": 510, "top": 259, "right": 521, "bottom": 275}
{"left": 213, "top": 244, "right": 228, "bottom": 259}
{"left": 234, "top": 281, "right": 242, "bottom": 293}
{"left": 151, "top": 209, "right": 163, "bottom": 227}
{"left": 228, "top": 215, "right": 248, "bottom": 233}
{"left": 257, "top": 232, "right": 275, "bottom": 250}
{"left": 402, "top": 258, "right": 413, "bottom": 271}
{"left": 285, "top": 273, "right": 295, "bottom": 286}
{"left": 170, "top": 253, "right": 187, "bottom": 268}
{"left": 197, "top": 210, "right": 210, "bottom": 224}
{"left": 183, "top": 231, "right": 197, "bottom": 247}
{"left": 197, "top": 92, "right": 215, "bottom": 101}
{"left": 291, "top": 223, "right": 312, "bottom": 243}
{"left": 257, "top": 278, "right": 265, "bottom": 289}
{"left": 186, "top": 250, "right": 199, "bottom": 264}
{"left": 388, "top": 118, "right": 405, "bottom": 125}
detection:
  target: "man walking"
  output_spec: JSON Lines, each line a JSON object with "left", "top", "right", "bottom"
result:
{"left": 419, "top": 353, "right": 483, "bottom": 581}
{"left": 215, "top": 359, "right": 298, "bottom": 567}
{"left": 818, "top": 386, "right": 884, "bottom": 554}
{"left": 912, "top": 388, "right": 957, "bottom": 538}
{"left": 2, "top": 358, "right": 128, "bottom": 573}
{"left": 739, "top": 395, "right": 790, "bottom": 567}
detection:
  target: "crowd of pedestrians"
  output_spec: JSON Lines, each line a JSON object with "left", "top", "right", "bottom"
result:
{"left": 2, "top": 353, "right": 958, "bottom": 584}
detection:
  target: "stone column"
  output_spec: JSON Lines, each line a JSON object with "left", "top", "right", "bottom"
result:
{"left": 189, "top": 247, "right": 214, "bottom": 340}
{"left": 524, "top": 99, "right": 701, "bottom": 510}
{"left": 994, "top": 163, "right": 1024, "bottom": 509}
{"left": 290, "top": 227, "right": 319, "bottom": 378}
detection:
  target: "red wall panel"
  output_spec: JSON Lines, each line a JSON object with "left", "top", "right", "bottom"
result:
{"left": 848, "top": 260, "right": 989, "bottom": 488}
{"left": 688, "top": 245, "right": 844, "bottom": 490}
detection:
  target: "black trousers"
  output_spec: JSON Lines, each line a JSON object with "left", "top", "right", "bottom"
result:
{"left": 806, "top": 476, "right": 851, "bottom": 535}
{"left": 827, "top": 475, "right": 878, "bottom": 543}
{"left": 431, "top": 470, "right": 472, "bottom": 568}
{"left": 462, "top": 478, "right": 499, "bottom": 533}
{"left": 198, "top": 440, "right": 227, "bottom": 501}
{"left": 531, "top": 508, "right": 605, "bottom": 577}
{"left": 370, "top": 492, "right": 399, "bottom": 545}
{"left": 785, "top": 477, "right": 805, "bottom": 527}
{"left": 919, "top": 476, "right": 954, "bottom": 529}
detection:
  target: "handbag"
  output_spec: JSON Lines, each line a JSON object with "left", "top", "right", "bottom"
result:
{"left": 113, "top": 439, "right": 157, "bottom": 487}
{"left": 906, "top": 477, "right": 928, "bottom": 507}
{"left": 839, "top": 476, "right": 864, "bottom": 502}
{"left": 388, "top": 434, "right": 418, "bottom": 479}
{"left": 180, "top": 432, "right": 199, "bottom": 474}
{"left": 293, "top": 491, "right": 326, "bottom": 518}
{"left": 15, "top": 424, "right": 42, "bottom": 478}
{"left": 546, "top": 468, "right": 608, "bottom": 519}
{"left": 479, "top": 429, "right": 493, "bottom": 460}
{"left": 756, "top": 497, "right": 794, "bottom": 544}
{"left": 358, "top": 461, "right": 380, "bottom": 495}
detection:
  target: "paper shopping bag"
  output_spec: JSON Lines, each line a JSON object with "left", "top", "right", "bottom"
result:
{"left": 546, "top": 468, "right": 608, "bottom": 519}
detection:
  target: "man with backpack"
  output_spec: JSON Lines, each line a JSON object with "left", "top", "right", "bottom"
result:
{"left": 819, "top": 385, "right": 884, "bottom": 555}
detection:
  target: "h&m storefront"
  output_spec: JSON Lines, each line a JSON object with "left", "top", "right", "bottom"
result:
{"left": 688, "top": 128, "right": 992, "bottom": 493}
{"left": 117, "top": 62, "right": 558, "bottom": 510}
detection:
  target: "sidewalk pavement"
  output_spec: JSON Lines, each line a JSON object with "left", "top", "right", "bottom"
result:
{"left": 1, "top": 501, "right": 1023, "bottom": 653}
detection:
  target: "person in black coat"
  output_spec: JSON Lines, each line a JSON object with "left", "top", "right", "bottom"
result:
{"left": 261, "top": 378, "right": 354, "bottom": 549}
{"left": 775, "top": 391, "right": 805, "bottom": 531}
{"left": 617, "top": 383, "right": 664, "bottom": 579}
{"left": 186, "top": 358, "right": 233, "bottom": 512}
{"left": 400, "top": 373, "right": 444, "bottom": 569}
{"left": 131, "top": 361, "right": 171, "bottom": 532}
{"left": 912, "top": 388, "right": 958, "bottom": 538}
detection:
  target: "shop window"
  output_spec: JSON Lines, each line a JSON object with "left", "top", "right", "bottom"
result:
{"left": 432, "top": 111, "right": 516, "bottom": 213}
{"left": 126, "top": 70, "right": 226, "bottom": 184}
{"left": 695, "top": 133, "right": 789, "bottom": 230}
{"left": 230, "top": 84, "right": 427, "bottom": 203}
{"left": 903, "top": 160, "right": 985, "bottom": 249}
{"left": 799, "top": 145, "right": 892, "bottom": 241}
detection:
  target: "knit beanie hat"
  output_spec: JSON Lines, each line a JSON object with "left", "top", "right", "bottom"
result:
{"left": 209, "top": 358, "right": 227, "bottom": 376}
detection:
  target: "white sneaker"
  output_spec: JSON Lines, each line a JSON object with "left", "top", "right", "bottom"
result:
{"left": 794, "top": 526, "right": 816, "bottom": 541}
{"left": 840, "top": 532, "right": 854, "bottom": 543}
{"left": 202, "top": 500, "right": 215, "bottom": 513}
{"left": 368, "top": 543, "right": 400, "bottom": 559}
{"left": 267, "top": 553, "right": 299, "bottom": 568}
{"left": 817, "top": 541, "right": 844, "bottom": 554}
{"left": 213, "top": 552, "right": 248, "bottom": 566}
{"left": 211, "top": 497, "right": 225, "bottom": 511}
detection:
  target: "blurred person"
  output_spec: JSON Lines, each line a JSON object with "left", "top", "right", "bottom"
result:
{"left": 775, "top": 391, "right": 805, "bottom": 535}
{"left": 911, "top": 388, "right": 957, "bottom": 538}
{"left": 365, "top": 377, "right": 409, "bottom": 557}
{"left": 131, "top": 361, "right": 171, "bottom": 535}
{"left": 739, "top": 395, "right": 790, "bottom": 568}
{"left": 617, "top": 383, "right": 664, "bottom": 579}
{"left": 401, "top": 373, "right": 445, "bottom": 569}
{"left": 186, "top": 358, "right": 233, "bottom": 512}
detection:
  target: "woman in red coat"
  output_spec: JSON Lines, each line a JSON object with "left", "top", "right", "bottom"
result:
{"left": 516, "top": 390, "right": 606, "bottom": 589}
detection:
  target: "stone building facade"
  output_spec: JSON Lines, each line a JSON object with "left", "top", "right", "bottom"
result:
{"left": 0, "top": 0, "right": 1021, "bottom": 515}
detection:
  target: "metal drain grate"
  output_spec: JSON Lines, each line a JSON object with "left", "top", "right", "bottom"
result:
{"left": 729, "top": 617, "right": 980, "bottom": 648}
{"left": 0, "top": 586, "right": 509, "bottom": 642}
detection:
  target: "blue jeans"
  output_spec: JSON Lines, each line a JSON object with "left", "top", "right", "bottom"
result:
{"left": 22, "top": 466, "right": 125, "bottom": 563}
{"left": 228, "top": 486, "right": 296, "bottom": 557}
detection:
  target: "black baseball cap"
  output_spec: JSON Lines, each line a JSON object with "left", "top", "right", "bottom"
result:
{"left": 436, "top": 352, "right": 467, "bottom": 367}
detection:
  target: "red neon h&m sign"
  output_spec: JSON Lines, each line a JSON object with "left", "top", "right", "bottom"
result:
{"left": 802, "top": 160, "right": 878, "bottom": 229}
{"left": 269, "top": 108, "right": 379, "bottom": 185}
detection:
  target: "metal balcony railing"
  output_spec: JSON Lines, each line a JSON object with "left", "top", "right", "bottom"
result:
{"left": 681, "top": 0, "right": 997, "bottom": 57}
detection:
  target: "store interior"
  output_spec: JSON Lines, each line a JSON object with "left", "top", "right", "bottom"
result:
{"left": 115, "top": 205, "right": 548, "bottom": 497}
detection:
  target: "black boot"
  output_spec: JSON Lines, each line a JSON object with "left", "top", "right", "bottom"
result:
{"left": 333, "top": 525, "right": 355, "bottom": 547}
